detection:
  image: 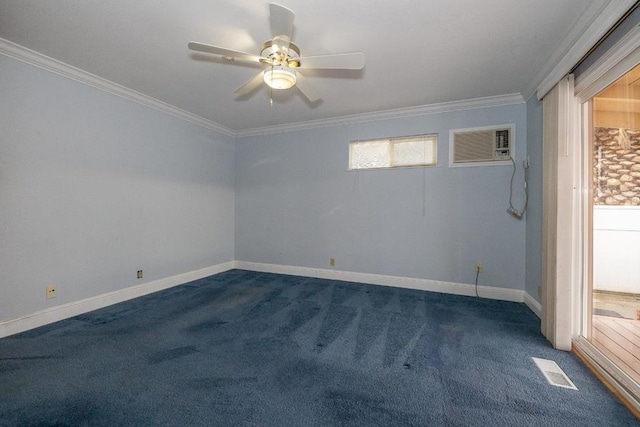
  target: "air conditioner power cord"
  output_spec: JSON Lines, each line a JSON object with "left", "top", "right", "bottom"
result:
{"left": 508, "top": 156, "right": 528, "bottom": 219}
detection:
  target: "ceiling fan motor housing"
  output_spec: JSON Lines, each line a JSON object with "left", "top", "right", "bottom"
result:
{"left": 261, "top": 39, "right": 300, "bottom": 67}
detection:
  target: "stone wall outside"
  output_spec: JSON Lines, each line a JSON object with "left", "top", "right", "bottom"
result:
{"left": 593, "top": 127, "right": 640, "bottom": 206}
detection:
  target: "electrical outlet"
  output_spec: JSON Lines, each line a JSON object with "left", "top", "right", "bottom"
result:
{"left": 46, "top": 285, "right": 57, "bottom": 299}
{"left": 475, "top": 262, "right": 483, "bottom": 273}
{"left": 329, "top": 258, "right": 335, "bottom": 267}
{"left": 137, "top": 270, "right": 143, "bottom": 279}
{"left": 537, "top": 285, "right": 542, "bottom": 297}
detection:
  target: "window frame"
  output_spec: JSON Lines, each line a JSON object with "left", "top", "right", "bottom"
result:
{"left": 348, "top": 133, "right": 438, "bottom": 171}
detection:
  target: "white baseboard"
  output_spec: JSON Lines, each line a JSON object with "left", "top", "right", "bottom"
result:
{"left": 524, "top": 292, "right": 542, "bottom": 319}
{"left": 234, "top": 261, "right": 526, "bottom": 303}
{"left": 0, "top": 261, "right": 235, "bottom": 339}
{"left": 1, "top": 261, "right": 536, "bottom": 339}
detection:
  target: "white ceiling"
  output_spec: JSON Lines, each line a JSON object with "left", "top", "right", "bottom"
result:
{"left": 0, "top": 1, "right": 610, "bottom": 133}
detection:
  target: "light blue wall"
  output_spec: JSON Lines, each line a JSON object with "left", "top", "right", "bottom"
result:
{"left": 525, "top": 95, "right": 543, "bottom": 302}
{"left": 0, "top": 55, "right": 235, "bottom": 322}
{"left": 235, "top": 104, "right": 528, "bottom": 290}
{"left": 1, "top": 51, "right": 536, "bottom": 325}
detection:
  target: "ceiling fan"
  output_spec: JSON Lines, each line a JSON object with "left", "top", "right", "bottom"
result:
{"left": 188, "top": 3, "right": 365, "bottom": 102}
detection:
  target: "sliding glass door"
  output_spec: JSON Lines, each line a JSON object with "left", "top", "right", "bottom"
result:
{"left": 587, "top": 64, "right": 640, "bottom": 386}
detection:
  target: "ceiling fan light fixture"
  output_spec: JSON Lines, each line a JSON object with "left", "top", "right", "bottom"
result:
{"left": 264, "top": 65, "right": 297, "bottom": 89}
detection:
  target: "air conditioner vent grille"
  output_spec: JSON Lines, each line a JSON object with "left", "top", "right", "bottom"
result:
{"left": 451, "top": 125, "right": 513, "bottom": 164}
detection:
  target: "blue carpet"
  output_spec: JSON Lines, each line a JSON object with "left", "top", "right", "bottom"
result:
{"left": 0, "top": 270, "right": 637, "bottom": 426}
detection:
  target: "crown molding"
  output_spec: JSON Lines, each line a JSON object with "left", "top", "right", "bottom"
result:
{"left": 235, "top": 93, "right": 524, "bottom": 138}
{"left": 523, "top": 0, "right": 608, "bottom": 100}
{"left": 535, "top": 0, "right": 638, "bottom": 100}
{"left": 575, "top": 23, "right": 640, "bottom": 102}
{"left": 1, "top": 37, "right": 524, "bottom": 140}
{"left": 0, "top": 38, "right": 235, "bottom": 137}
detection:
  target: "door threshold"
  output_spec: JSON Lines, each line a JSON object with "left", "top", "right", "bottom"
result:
{"left": 573, "top": 337, "right": 640, "bottom": 419}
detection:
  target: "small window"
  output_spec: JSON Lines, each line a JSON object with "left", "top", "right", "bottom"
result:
{"left": 349, "top": 134, "right": 437, "bottom": 170}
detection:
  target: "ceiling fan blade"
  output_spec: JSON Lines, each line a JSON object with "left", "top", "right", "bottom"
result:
{"left": 294, "top": 71, "right": 320, "bottom": 102}
{"left": 234, "top": 71, "right": 266, "bottom": 96}
{"left": 298, "top": 52, "right": 366, "bottom": 70}
{"left": 270, "top": 3, "right": 295, "bottom": 39}
{"left": 188, "top": 42, "right": 264, "bottom": 63}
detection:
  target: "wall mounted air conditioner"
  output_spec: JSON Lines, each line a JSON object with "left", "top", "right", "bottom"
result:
{"left": 449, "top": 124, "right": 514, "bottom": 166}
